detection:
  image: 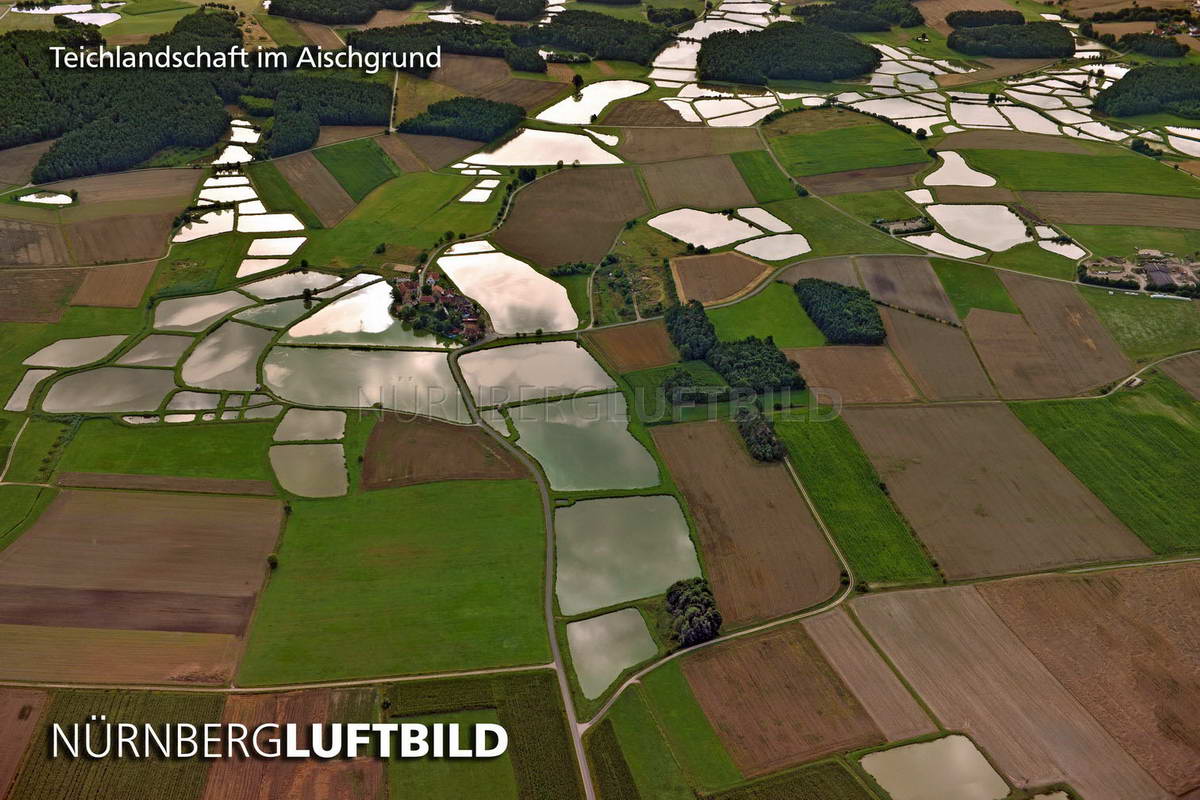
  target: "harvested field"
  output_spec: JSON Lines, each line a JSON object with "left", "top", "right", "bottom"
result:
{"left": 395, "top": 133, "right": 479, "bottom": 169}
{"left": 881, "top": 307, "right": 994, "bottom": 400}
{"left": 912, "top": 0, "right": 1014, "bottom": 34}
{"left": 0, "top": 139, "right": 56, "bottom": 188}
{"left": 374, "top": 134, "right": 427, "bottom": 172}
{"left": 764, "top": 108, "right": 870, "bottom": 136}
{"left": 938, "top": 57, "right": 1055, "bottom": 87}
{"left": 295, "top": 20, "right": 343, "bottom": 48}
{"left": 274, "top": 152, "right": 356, "bottom": 227}
{"left": 858, "top": 255, "right": 958, "bottom": 322}
{"left": 980, "top": 564, "right": 1200, "bottom": 796}
{"left": 801, "top": 163, "right": 924, "bottom": 196}
{"left": 801, "top": 609, "right": 933, "bottom": 742}
{"left": 0, "top": 688, "right": 46, "bottom": 795}
{"left": 55, "top": 472, "right": 276, "bottom": 495}
{"left": 854, "top": 587, "right": 1170, "bottom": 800}
{"left": 360, "top": 8, "right": 410, "bottom": 26}
{"left": 641, "top": 154, "right": 756, "bottom": 209}
{"left": 479, "top": 78, "right": 568, "bottom": 111}
{"left": 651, "top": 421, "right": 840, "bottom": 627}
{"left": 1093, "top": 20, "right": 1156, "bottom": 35}
{"left": 584, "top": 320, "right": 678, "bottom": 373}
{"left": 201, "top": 689, "right": 384, "bottom": 800}
{"left": 966, "top": 309, "right": 1072, "bottom": 398}
{"left": 785, "top": 346, "right": 918, "bottom": 403}
{"left": 0, "top": 268, "right": 85, "bottom": 322}
{"left": 41, "top": 168, "right": 198, "bottom": 205}
{"left": 0, "top": 218, "right": 70, "bottom": 266}
{"left": 671, "top": 251, "right": 771, "bottom": 305}
{"left": 842, "top": 404, "right": 1148, "bottom": 579}
{"left": 69, "top": 260, "right": 159, "bottom": 308}
{"left": 681, "top": 625, "right": 884, "bottom": 777}
{"left": 935, "top": 185, "right": 1017, "bottom": 203}
{"left": 1067, "top": 0, "right": 1179, "bottom": 16}
{"left": 603, "top": 99, "right": 701, "bottom": 127}
{"left": 1161, "top": 351, "right": 1200, "bottom": 400}
{"left": 615, "top": 128, "right": 761, "bottom": 163}
{"left": 316, "top": 126, "right": 380, "bottom": 148}
{"left": 361, "top": 414, "right": 527, "bottom": 489}
{"left": 65, "top": 212, "right": 174, "bottom": 264}
{"left": 778, "top": 255, "right": 860, "bottom": 287}
{"left": 492, "top": 166, "right": 648, "bottom": 268}
{"left": 0, "top": 585, "right": 253, "bottom": 635}
{"left": 937, "top": 130, "right": 1092, "bottom": 154}
{"left": 1024, "top": 191, "right": 1200, "bottom": 229}
{"left": 432, "top": 54, "right": 510, "bottom": 93}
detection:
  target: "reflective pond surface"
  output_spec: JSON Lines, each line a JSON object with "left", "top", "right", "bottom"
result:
{"left": 274, "top": 408, "right": 346, "bottom": 441}
{"left": 269, "top": 444, "right": 348, "bottom": 497}
{"left": 437, "top": 249, "right": 577, "bottom": 335}
{"left": 179, "top": 321, "right": 273, "bottom": 391}
{"left": 24, "top": 336, "right": 126, "bottom": 368}
{"left": 458, "top": 341, "right": 615, "bottom": 407}
{"left": 117, "top": 335, "right": 194, "bottom": 367}
{"left": 41, "top": 368, "right": 177, "bottom": 414}
{"left": 154, "top": 291, "right": 254, "bottom": 332}
{"left": 465, "top": 129, "right": 622, "bottom": 166}
{"left": 860, "top": 735, "right": 1008, "bottom": 800}
{"left": 281, "top": 281, "right": 448, "bottom": 348}
{"left": 566, "top": 608, "right": 657, "bottom": 699}
{"left": 536, "top": 80, "right": 649, "bottom": 125}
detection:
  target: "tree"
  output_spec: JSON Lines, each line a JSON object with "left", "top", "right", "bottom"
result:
{"left": 665, "top": 577, "right": 722, "bottom": 648}
{"left": 572, "top": 73, "right": 584, "bottom": 91}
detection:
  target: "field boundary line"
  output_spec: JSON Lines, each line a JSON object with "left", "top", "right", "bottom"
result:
{"left": 0, "top": 418, "right": 30, "bottom": 483}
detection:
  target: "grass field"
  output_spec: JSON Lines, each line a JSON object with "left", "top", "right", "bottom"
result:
{"left": 641, "top": 661, "right": 742, "bottom": 792}
{"left": 246, "top": 160, "right": 324, "bottom": 229}
{"left": 771, "top": 125, "right": 929, "bottom": 177}
{"left": 706, "top": 760, "right": 878, "bottom": 799}
{"left": 390, "top": 709, "right": 519, "bottom": 798}
{"left": 930, "top": 258, "right": 1019, "bottom": 318}
{"left": 731, "top": 151, "right": 795, "bottom": 204}
{"left": 98, "top": 5, "right": 193, "bottom": 39}
{"left": 623, "top": 361, "right": 729, "bottom": 424}
{"left": 314, "top": 138, "right": 402, "bottom": 202}
{"left": 1011, "top": 375, "right": 1200, "bottom": 554}
{"left": 1063, "top": 224, "right": 1200, "bottom": 260}
{"left": 1081, "top": 286, "right": 1200, "bottom": 364}
{"left": 986, "top": 241, "right": 1077, "bottom": 280}
{"left": 0, "top": 485, "right": 55, "bottom": 552}
{"left": 608, "top": 687, "right": 694, "bottom": 799}
{"left": 121, "top": 0, "right": 194, "bottom": 13}
{"left": 709, "top": 282, "right": 825, "bottom": 347}
{"left": 3, "top": 418, "right": 72, "bottom": 484}
{"left": 775, "top": 409, "right": 937, "bottom": 585}
{"left": 149, "top": 233, "right": 251, "bottom": 298}
{"left": 960, "top": 149, "right": 1200, "bottom": 198}
{"left": 239, "top": 480, "right": 549, "bottom": 684}
{"left": 829, "top": 190, "right": 922, "bottom": 223}
{"left": 765, "top": 197, "right": 919, "bottom": 257}
{"left": 255, "top": 12, "right": 306, "bottom": 46}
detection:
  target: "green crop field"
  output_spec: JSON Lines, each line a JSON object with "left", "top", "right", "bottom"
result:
{"left": 706, "top": 760, "right": 878, "bottom": 800}
{"left": 246, "top": 160, "right": 323, "bottom": 229}
{"left": 1063, "top": 224, "right": 1200, "bottom": 260}
{"left": 314, "top": 138, "right": 403, "bottom": 202}
{"left": 120, "top": 0, "right": 195, "bottom": 14}
{"left": 239, "top": 480, "right": 550, "bottom": 684}
{"left": 731, "top": 150, "right": 795, "bottom": 204}
{"left": 775, "top": 409, "right": 938, "bottom": 585}
{"left": 766, "top": 197, "right": 919, "bottom": 258}
{"left": 640, "top": 661, "right": 742, "bottom": 791}
{"left": 623, "top": 361, "right": 729, "bottom": 424}
{"left": 390, "top": 709, "right": 520, "bottom": 799}
{"left": 1081, "top": 286, "right": 1200, "bottom": 364}
{"left": 606, "top": 688, "right": 694, "bottom": 799}
{"left": 1012, "top": 375, "right": 1200, "bottom": 554}
{"left": 771, "top": 125, "right": 929, "bottom": 177}
{"left": 931, "top": 258, "right": 1019, "bottom": 318}
{"left": 3, "top": 418, "right": 73, "bottom": 484}
{"left": 0, "top": 485, "right": 55, "bottom": 552}
{"left": 709, "top": 282, "right": 825, "bottom": 348}
{"left": 986, "top": 241, "right": 1077, "bottom": 281}
{"left": 958, "top": 149, "right": 1200, "bottom": 197}
{"left": 255, "top": 12, "right": 307, "bottom": 46}
{"left": 829, "top": 190, "right": 921, "bottom": 223}
{"left": 587, "top": 719, "right": 639, "bottom": 800}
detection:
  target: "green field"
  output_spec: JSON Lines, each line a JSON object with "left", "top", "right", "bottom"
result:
{"left": 765, "top": 197, "right": 919, "bottom": 257}
{"left": 605, "top": 687, "right": 694, "bottom": 799}
{"left": 709, "top": 282, "right": 825, "bottom": 347}
{"left": 1063, "top": 224, "right": 1200, "bottom": 260}
{"left": 623, "top": 361, "right": 729, "bottom": 424}
{"left": 707, "top": 760, "right": 878, "bottom": 800}
{"left": 3, "top": 418, "right": 73, "bottom": 484}
{"left": 1011, "top": 375, "right": 1200, "bottom": 554}
{"left": 731, "top": 150, "right": 795, "bottom": 204}
{"left": 121, "top": 0, "right": 194, "bottom": 14}
{"left": 775, "top": 409, "right": 937, "bottom": 585}
{"left": 958, "top": 148, "right": 1200, "bottom": 198}
{"left": 986, "top": 241, "right": 1077, "bottom": 281}
{"left": 1081, "top": 287, "right": 1200, "bottom": 364}
{"left": 0, "top": 485, "right": 55, "bottom": 552}
{"left": 829, "top": 190, "right": 922, "bottom": 223}
{"left": 390, "top": 709, "right": 520, "bottom": 799}
{"left": 314, "top": 138, "right": 403, "bottom": 202}
{"left": 771, "top": 124, "right": 929, "bottom": 177}
{"left": 239, "top": 480, "right": 550, "bottom": 684}
{"left": 246, "top": 160, "right": 323, "bottom": 229}
{"left": 255, "top": 12, "right": 307, "bottom": 46}
{"left": 102, "top": 6, "right": 194, "bottom": 38}
{"left": 931, "top": 258, "right": 1019, "bottom": 318}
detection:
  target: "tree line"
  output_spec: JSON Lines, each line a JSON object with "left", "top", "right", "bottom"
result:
{"left": 1094, "top": 65, "right": 1200, "bottom": 118}
{"left": 735, "top": 406, "right": 786, "bottom": 461}
{"left": 452, "top": 0, "right": 547, "bottom": 22}
{"left": 518, "top": 10, "right": 672, "bottom": 64}
{"left": 348, "top": 21, "right": 547, "bottom": 75}
{"left": 270, "top": 0, "right": 412, "bottom": 25}
{"left": 396, "top": 97, "right": 524, "bottom": 142}
{"left": 793, "top": 278, "right": 885, "bottom": 345}
{"left": 665, "top": 299, "right": 802, "bottom": 393}
{"left": 698, "top": 23, "right": 881, "bottom": 85}
{"left": 948, "top": 20, "right": 1074, "bottom": 58}
{"left": 946, "top": 9, "right": 1023, "bottom": 27}
{"left": 647, "top": 6, "right": 696, "bottom": 25}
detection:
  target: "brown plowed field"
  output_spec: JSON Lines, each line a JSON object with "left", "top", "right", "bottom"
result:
{"left": 802, "top": 163, "right": 925, "bottom": 195}
{"left": 641, "top": 154, "right": 756, "bottom": 209}
{"left": 764, "top": 108, "right": 870, "bottom": 136}
{"left": 274, "top": 152, "right": 356, "bottom": 227}
{"left": 966, "top": 308, "right": 1072, "bottom": 398}
{"left": 0, "top": 688, "right": 46, "bottom": 795}
{"left": 41, "top": 168, "right": 199, "bottom": 205}
{"left": 1160, "top": 352, "right": 1200, "bottom": 400}
{"left": 0, "top": 218, "right": 70, "bottom": 266}
{"left": 1093, "top": 20, "right": 1156, "bottom": 34}
{"left": 362, "top": 414, "right": 527, "bottom": 489}
{"left": 913, "top": 0, "right": 1014, "bottom": 33}
{"left": 682, "top": 625, "right": 884, "bottom": 776}
{"left": 432, "top": 54, "right": 511, "bottom": 93}
{"left": 937, "top": 130, "right": 1092, "bottom": 154}
{"left": 202, "top": 689, "right": 384, "bottom": 800}
{"left": 786, "top": 346, "right": 918, "bottom": 403}
{"left": 492, "top": 166, "right": 648, "bottom": 268}
{"left": 584, "top": 320, "right": 678, "bottom": 373}
{"left": 0, "top": 268, "right": 85, "bottom": 322}
{"left": 395, "top": 133, "right": 479, "bottom": 169}
{"left": 854, "top": 587, "right": 1170, "bottom": 800}
{"left": 65, "top": 212, "right": 174, "bottom": 265}
{"left": 938, "top": 57, "right": 1056, "bottom": 87}
{"left": 802, "top": 609, "right": 934, "bottom": 742}
{"left": 778, "top": 255, "right": 860, "bottom": 287}
{"left": 935, "top": 185, "right": 1018, "bottom": 203}
{"left": 602, "top": 100, "right": 701, "bottom": 127}
{"left": 1067, "top": 0, "right": 1179, "bottom": 16}
{"left": 296, "top": 21, "right": 344, "bottom": 48}
{"left": 881, "top": 307, "right": 994, "bottom": 399}
{"left": 651, "top": 421, "right": 840, "bottom": 627}
{"left": 671, "top": 251, "right": 770, "bottom": 304}
{"left": 0, "top": 139, "right": 56, "bottom": 188}
{"left": 55, "top": 472, "right": 276, "bottom": 495}
{"left": 360, "top": 8, "right": 410, "bottom": 27}
{"left": 0, "top": 585, "right": 253, "bottom": 635}
{"left": 374, "top": 134, "right": 428, "bottom": 172}
{"left": 1024, "top": 191, "right": 1200, "bottom": 229}
{"left": 614, "top": 128, "right": 761, "bottom": 163}
{"left": 69, "top": 260, "right": 157, "bottom": 308}
{"left": 980, "top": 565, "right": 1200, "bottom": 796}
{"left": 842, "top": 404, "right": 1148, "bottom": 579}
{"left": 480, "top": 78, "right": 568, "bottom": 110}
{"left": 858, "top": 255, "right": 958, "bottom": 322}
{"left": 316, "top": 126, "right": 381, "bottom": 148}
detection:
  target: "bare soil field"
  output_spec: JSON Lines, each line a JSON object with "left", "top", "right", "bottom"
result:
{"left": 858, "top": 255, "right": 958, "bottom": 322}
{"left": 938, "top": 57, "right": 1056, "bottom": 87}
{"left": 316, "top": 126, "right": 381, "bottom": 148}
{"left": 0, "top": 268, "right": 85, "bottom": 322}
{"left": 1093, "top": 20, "right": 1156, "bottom": 34}
{"left": 0, "top": 218, "right": 70, "bottom": 266}
{"left": 965, "top": 309, "right": 1072, "bottom": 398}
{"left": 374, "top": 134, "right": 428, "bottom": 172}
{"left": 361, "top": 415, "right": 527, "bottom": 489}
{"left": 913, "top": 0, "right": 1014, "bottom": 34}
{"left": 937, "top": 130, "right": 1091, "bottom": 154}
{"left": 778, "top": 255, "right": 860, "bottom": 287}
{"left": 802, "top": 163, "right": 925, "bottom": 195}
{"left": 763, "top": 108, "right": 870, "bottom": 136}
{"left": 1160, "top": 352, "right": 1200, "bottom": 400}
{"left": 69, "top": 260, "right": 157, "bottom": 308}
{"left": 202, "top": 689, "right": 384, "bottom": 800}
{"left": 1024, "top": 191, "right": 1200, "bottom": 229}
{"left": 1066, "top": 0, "right": 1179, "bottom": 16}
{"left": 0, "top": 688, "right": 46, "bottom": 796}
{"left": 584, "top": 320, "right": 678, "bottom": 372}
{"left": 0, "top": 139, "right": 56, "bottom": 188}
{"left": 671, "top": 251, "right": 770, "bottom": 304}
{"left": 881, "top": 308, "right": 994, "bottom": 399}
{"left": 801, "top": 609, "right": 933, "bottom": 742}
{"left": 431, "top": 54, "right": 511, "bottom": 93}
{"left": 935, "top": 185, "right": 1017, "bottom": 203}
{"left": 1181, "top": 160, "right": 1200, "bottom": 179}
{"left": 786, "top": 346, "right": 919, "bottom": 403}
{"left": 603, "top": 99, "right": 701, "bottom": 127}
{"left": 479, "top": 78, "right": 569, "bottom": 110}
{"left": 274, "top": 152, "right": 356, "bottom": 227}
{"left": 854, "top": 587, "right": 1170, "bottom": 800}
{"left": 842, "top": 404, "right": 1149, "bottom": 578}
{"left": 65, "top": 212, "right": 174, "bottom": 265}
{"left": 55, "top": 472, "right": 276, "bottom": 495}
{"left": 360, "top": 8, "right": 410, "bottom": 27}
{"left": 980, "top": 565, "right": 1200, "bottom": 796}
{"left": 493, "top": 166, "right": 648, "bottom": 268}
{"left": 41, "top": 168, "right": 199, "bottom": 205}
{"left": 395, "top": 133, "right": 479, "bottom": 169}
{"left": 651, "top": 421, "right": 841, "bottom": 627}
{"left": 682, "top": 625, "right": 884, "bottom": 776}
{"left": 0, "top": 585, "right": 253, "bottom": 635}
{"left": 614, "top": 128, "right": 761, "bottom": 163}
{"left": 641, "top": 154, "right": 757, "bottom": 209}
{"left": 295, "top": 21, "right": 343, "bottom": 48}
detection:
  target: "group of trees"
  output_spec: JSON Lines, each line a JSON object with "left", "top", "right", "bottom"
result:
{"left": 793, "top": 5, "right": 891, "bottom": 33}
{"left": 1117, "top": 33, "right": 1188, "bottom": 57}
{"left": 646, "top": 6, "right": 696, "bottom": 25}
{"left": 451, "top": 0, "right": 546, "bottom": 22}
{"left": 945, "top": 9, "right": 1023, "bottom": 28}
{"left": 348, "top": 21, "right": 547, "bottom": 75}
{"left": 396, "top": 97, "right": 523, "bottom": 141}
{"left": 698, "top": 23, "right": 881, "bottom": 85}
{"left": 270, "top": 0, "right": 411, "bottom": 25}
{"left": 706, "top": 336, "right": 803, "bottom": 393}
{"left": 831, "top": 0, "right": 923, "bottom": 27}
{"left": 665, "top": 578, "right": 722, "bottom": 649}
{"left": 250, "top": 74, "right": 392, "bottom": 157}
{"left": 734, "top": 406, "right": 786, "bottom": 461}
{"left": 1094, "top": 65, "right": 1200, "bottom": 118}
{"left": 948, "top": 21, "right": 1075, "bottom": 58}
{"left": 664, "top": 300, "right": 717, "bottom": 360}
{"left": 518, "top": 10, "right": 672, "bottom": 64}
{"left": 793, "top": 278, "right": 885, "bottom": 345}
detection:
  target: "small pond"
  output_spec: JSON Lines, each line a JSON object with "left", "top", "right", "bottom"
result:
{"left": 269, "top": 444, "right": 348, "bottom": 497}
{"left": 458, "top": 341, "right": 615, "bottom": 407}
{"left": 117, "top": 335, "right": 194, "bottom": 367}
{"left": 274, "top": 408, "right": 346, "bottom": 441}
{"left": 24, "top": 335, "right": 126, "bottom": 368}
{"left": 154, "top": 291, "right": 254, "bottom": 332}
{"left": 536, "top": 80, "right": 649, "bottom": 125}
{"left": 41, "top": 367, "right": 176, "bottom": 414}
{"left": 465, "top": 129, "right": 621, "bottom": 166}
{"left": 566, "top": 608, "right": 657, "bottom": 699}
{"left": 859, "top": 735, "right": 1008, "bottom": 800}
{"left": 437, "top": 249, "right": 577, "bottom": 335}
{"left": 180, "top": 321, "right": 273, "bottom": 391}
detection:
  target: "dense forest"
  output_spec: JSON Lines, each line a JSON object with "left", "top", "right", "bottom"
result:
{"left": 516, "top": 10, "right": 672, "bottom": 64}
{"left": 698, "top": 24, "right": 881, "bottom": 84}
{"left": 646, "top": 5, "right": 696, "bottom": 24}
{"left": 706, "top": 336, "right": 802, "bottom": 393}
{"left": 793, "top": 278, "right": 885, "bottom": 345}
{"left": 945, "top": 9, "right": 1024, "bottom": 28}
{"left": 396, "top": 97, "right": 523, "bottom": 141}
{"left": 831, "top": 0, "right": 923, "bottom": 28}
{"left": 452, "top": 0, "right": 547, "bottom": 22}
{"left": 793, "top": 5, "right": 890, "bottom": 33}
{"left": 734, "top": 406, "right": 786, "bottom": 461}
{"left": 254, "top": 75, "right": 391, "bottom": 157}
{"left": 665, "top": 300, "right": 718, "bottom": 360}
{"left": 270, "top": 0, "right": 412, "bottom": 25}
{"left": 348, "top": 22, "right": 547, "bottom": 75}
{"left": 1095, "top": 65, "right": 1200, "bottom": 117}
{"left": 1119, "top": 32, "right": 1188, "bottom": 57}
{"left": 947, "top": 21, "right": 1074, "bottom": 58}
